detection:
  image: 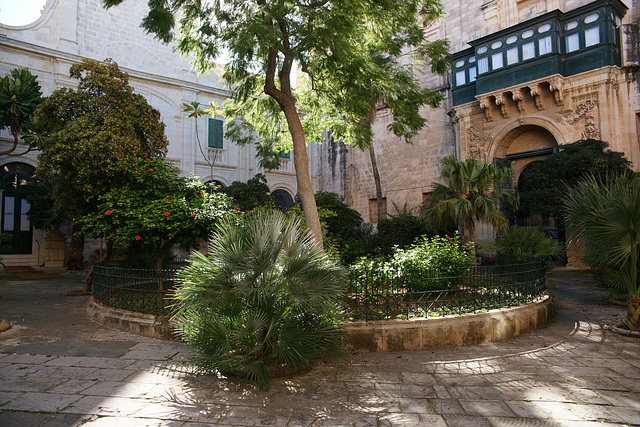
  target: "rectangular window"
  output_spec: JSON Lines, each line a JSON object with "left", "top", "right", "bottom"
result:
{"left": 522, "top": 42, "right": 536, "bottom": 60}
{"left": 468, "top": 67, "right": 477, "bottom": 82}
{"left": 491, "top": 53, "right": 503, "bottom": 70}
{"left": 539, "top": 36, "right": 552, "bottom": 55}
{"left": 477, "top": 57, "right": 489, "bottom": 74}
{"left": 208, "top": 118, "right": 224, "bottom": 149}
{"left": 584, "top": 27, "right": 600, "bottom": 47}
{"left": 3, "top": 196, "right": 14, "bottom": 231}
{"left": 455, "top": 70, "right": 466, "bottom": 86}
{"left": 278, "top": 150, "right": 290, "bottom": 159}
{"left": 565, "top": 33, "right": 580, "bottom": 52}
{"left": 20, "top": 199, "right": 30, "bottom": 232}
{"left": 506, "top": 47, "right": 519, "bottom": 65}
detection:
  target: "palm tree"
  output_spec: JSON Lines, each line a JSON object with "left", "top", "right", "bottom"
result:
{"left": 0, "top": 68, "right": 43, "bottom": 157}
{"left": 422, "top": 156, "right": 516, "bottom": 246}
{"left": 563, "top": 172, "right": 640, "bottom": 331}
{"left": 171, "top": 210, "right": 347, "bottom": 390}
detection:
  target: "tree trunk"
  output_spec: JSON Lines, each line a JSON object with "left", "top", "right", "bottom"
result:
{"left": 67, "top": 222, "right": 85, "bottom": 270}
{"left": 368, "top": 145, "right": 384, "bottom": 222}
{"left": 263, "top": 47, "right": 322, "bottom": 248}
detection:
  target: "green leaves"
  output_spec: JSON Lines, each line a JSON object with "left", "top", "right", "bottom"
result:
{"left": 172, "top": 210, "right": 347, "bottom": 389}
{"left": 563, "top": 172, "right": 640, "bottom": 298}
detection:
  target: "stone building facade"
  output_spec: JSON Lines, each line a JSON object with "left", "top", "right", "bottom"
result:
{"left": 0, "top": 0, "right": 318, "bottom": 266}
{"left": 320, "top": 0, "right": 639, "bottom": 236}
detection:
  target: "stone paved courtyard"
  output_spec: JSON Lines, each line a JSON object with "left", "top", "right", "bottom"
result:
{"left": 0, "top": 269, "right": 638, "bottom": 426}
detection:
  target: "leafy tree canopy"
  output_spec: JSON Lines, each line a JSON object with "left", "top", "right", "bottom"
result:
{"left": 80, "top": 158, "right": 241, "bottom": 269}
{"left": 218, "top": 173, "right": 276, "bottom": 212}
{"left": 33, "top": 59, "right": 169, "bottom": 220}
{"left": 103, "top": 0, "right": 448, "bottom": 247}
{"left": 518, "top": 139, "right": 631, "bottom": 218}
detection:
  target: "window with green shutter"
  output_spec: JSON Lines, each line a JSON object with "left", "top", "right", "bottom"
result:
{"left": 208, "top": 118, "right": 224, "bottom": 149}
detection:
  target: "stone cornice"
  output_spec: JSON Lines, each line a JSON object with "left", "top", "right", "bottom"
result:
{"left": 0, "top": 35, "right": 232, "bottom": 98}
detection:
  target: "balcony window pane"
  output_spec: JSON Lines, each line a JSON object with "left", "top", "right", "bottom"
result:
{"left": 491, "top": 41, "right": 503, "bottom": 49}
{"left": 455, "top": 60, "right": 465, "bottom": 68}
{"left": 491, "top": 53, "right": 503, "bottom": 70}
{"left": 538, "top": 23, "right": 551, "bottom": 33}
{"left": 522, "top": 41, "right": 536, "bottom": 60}
{"left": 539, "top": 36, "right": 552, "bottom": 55}
{"left": 455, "top": 70, "right": 466, "bottom": 86}
{"left": 584, "top": 13, "right": 599, "bottom": 24}
{"left": 468, "top": 56, "right": 476, "bottom": 63}
{"left": 522, "top": 29, "right": 534, "bottom": 38}
{"left": 477, "top": 46, "right": 488, "bottom": 54}
{"left": 469, "top": 67, "right": 477, "bottom": 82}
{"left": 506, "top": 35, "right": 518, "bottom": 44}
{"left": 584, "top": 27, "right": 600, "bottom": 47}
{"left": 566, "top": 33, "right": 580, "bottom": 52}
{"left": 565, "top": 20, "right": 579, "bottom": 30}
{"left": 477, "top": 57, "right": 489, "bottom": 74}
{"left": 506, "top": 47, "right": 519, "bottom": 65}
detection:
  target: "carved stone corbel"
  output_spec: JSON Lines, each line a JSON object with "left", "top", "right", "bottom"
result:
{"left": 494, "top": 94, "right": 509, "bottom": 119}
{"left": 512, "top": 90, "right": 525, "bottom": 114}
{"left": 548, "top": 77, "right": 565, "bottom": 107}
{"left": 528, "top": 85, "right": 544, "bottom": 110}
{"left": 478, "top": 96, "right": 494, "bottom": 122}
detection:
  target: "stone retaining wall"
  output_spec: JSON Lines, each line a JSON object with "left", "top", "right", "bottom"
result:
{"left": 86, "top": 295, "right": 553, "bottom": 351}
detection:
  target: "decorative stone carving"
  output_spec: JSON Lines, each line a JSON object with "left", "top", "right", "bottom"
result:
{"left": 494, "top": 94, "right": 509, "bottom": 119}
{"left": 512, "top": 91, "right": 525, "bottom": 114}
{"left": 566, "top": 99, "right": 600, "bottom": 140}
{"left": 478, "top": 97, "right": 494, "bottom": 122}
{"left": 528, "top": 85, "right": 544, "bottom": 110}
{"left": 548, "top": 77, "right": 565, "bottom": 107}
{"left": 467, "top": 124, "right": 490, "bottom": 159}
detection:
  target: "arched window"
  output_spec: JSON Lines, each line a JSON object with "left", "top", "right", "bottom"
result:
{"left": 271, "top": 189, "right": 294, "bottom": 210}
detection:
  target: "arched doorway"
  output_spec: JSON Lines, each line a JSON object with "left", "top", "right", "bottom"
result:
{"left": 1, "top": 163, "right": 36, "bottom": 254}
{"left": 493, "top": 125, "right": 558, "bottom": 180}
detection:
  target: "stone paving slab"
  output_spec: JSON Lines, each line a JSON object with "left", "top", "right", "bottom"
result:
{"left": 0, "top": 270, "right": 639, "bottom": 426}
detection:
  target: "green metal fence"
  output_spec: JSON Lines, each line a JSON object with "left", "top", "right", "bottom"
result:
{"left": 93, "top": 258, "right": 546, "bottom": 320}
{"left": 92, "top": 263, "right": 184, "bottom": 316}
{"left": 346, "top": 258, "right": 547, "bottom": 321}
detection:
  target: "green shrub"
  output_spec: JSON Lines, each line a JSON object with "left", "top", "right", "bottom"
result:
{"left": 349, "top": 233, "right": 474, "bottom": 292}
{"left": 172, "top": 210, "right": 347, "bottom": 389}
{"left": 491, "top": 227, "right": 564, "bottom": 263}
{"left": 374, "top": 203, "right": 428, "bottom": 256}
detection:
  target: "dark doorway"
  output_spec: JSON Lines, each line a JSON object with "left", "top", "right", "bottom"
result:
{"left": 1, "top": 163, "right": 35, "bottom": 254}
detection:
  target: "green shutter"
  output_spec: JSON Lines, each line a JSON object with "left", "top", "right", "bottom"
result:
{"left": 208, "top": 118, "right": 223, "bottom": 148}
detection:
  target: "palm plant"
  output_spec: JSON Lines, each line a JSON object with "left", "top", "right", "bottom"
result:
{"left": 491, "top": 227, "right": 564, "bottom": 263}
{"left": 171, "top": 210, "right": 347, "bottom": 389}
{"left": 563, "top": 172, "right": 640, "bottom": 331}
{"left": 422, "top": 156, "right": 517, "bottom": 246}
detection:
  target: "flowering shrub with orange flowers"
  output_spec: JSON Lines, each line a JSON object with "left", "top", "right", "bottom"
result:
{"left": 80, "top": 158, "right": 242, "bottom": 269}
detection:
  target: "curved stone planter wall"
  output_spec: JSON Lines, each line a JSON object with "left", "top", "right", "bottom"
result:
{"left": 86, "top": 298, "right": 175, "bottom": 340}
{"left": 344, "top": 295, "right": 553, "bottom": 353}
{"left": 87, "top": 295, "right": 553, "bottom": 351}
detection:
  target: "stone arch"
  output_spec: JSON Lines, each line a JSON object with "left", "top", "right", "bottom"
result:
{"left": 487, "top": 116, "right": 569, "bottom": 161}
{"left": 0, "top": 0, "right": 59, "bottom": 29}
{"left": 486, "top": 116, "right": 576, "bottom": 179}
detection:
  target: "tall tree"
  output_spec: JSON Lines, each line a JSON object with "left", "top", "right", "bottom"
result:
{"left": 422, "top": 156, "right": 516, "bottom": 246}
{"left": 103, "top": 0, "right": 446, "bottom": 247}
{"left": 0, "top": 68, "right": 43, "bottom": 157}
{"left": 34, "top": 59, "right": 168, "bottom": 270}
